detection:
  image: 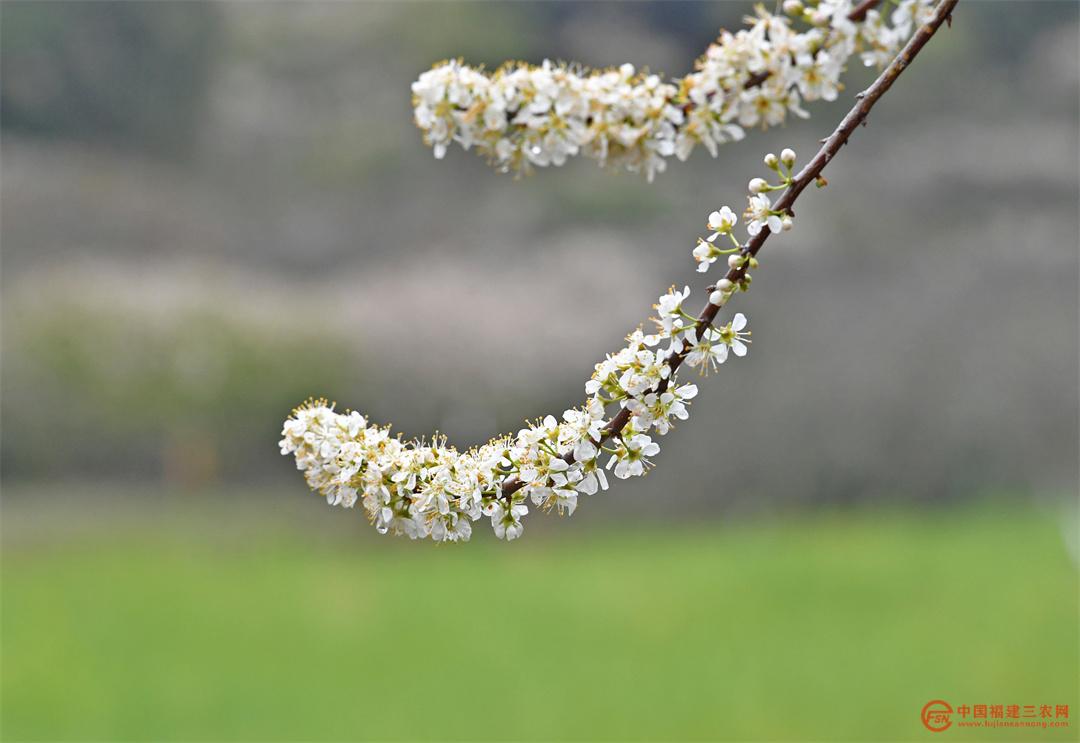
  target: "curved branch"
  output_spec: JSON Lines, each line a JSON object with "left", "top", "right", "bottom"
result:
{"left": 500, "top": 0, "right": 959, "bottom": 499}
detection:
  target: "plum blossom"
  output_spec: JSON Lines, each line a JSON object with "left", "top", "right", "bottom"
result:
{"left": 719, "top": 313, "right": 752, "bottom": 357}
{"left": 280, "top": 164, "right": 789, "bottom": 542}
{"left": 606, "top": 434, "right": 661, "bottom": 479}
{"left": 708, "top": 207, "right": 738, "bottom": 239}
{"left": 694, "top": 206, "right": 740, "bottom": 273}
{"left": 746, "top": 193, "right": 785, "bottom": 236}
{"left": 684, "top": 327, "right": 730, "bottom": 374}
{"left": 411, "top": 0, "right": 933, "bottom": 177}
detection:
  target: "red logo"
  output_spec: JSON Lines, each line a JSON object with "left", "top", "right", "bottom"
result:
{"left": 923, "top": 700, "right": 953, "bottom": 732}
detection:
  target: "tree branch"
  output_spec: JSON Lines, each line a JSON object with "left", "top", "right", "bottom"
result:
{"left": 500, "top": 0, "right": 958, "bottom": 499}
{"left": 848, "top": 0, "right": 883, "bottom": 23}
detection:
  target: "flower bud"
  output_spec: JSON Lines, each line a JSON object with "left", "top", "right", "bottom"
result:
{"left": 781, "top": 215, "right": 794, "bottom": 232}
{"left": 782, "top": 0, "right": 804, "bottom": 15}
{"left": 780, "top": 148, "right": 797, "bottom": 168}
{"left": 764, "top": 153, "right": 779, "bottom": 169}
{"left": 748, "top": 256, "right": 760, "bottom": 269}
{"left": 811, "top": 9, "right": 829, "bottom": 25}
{"left": 728, "top": 253, "right": 744, "bottom": 269}
{"left": 717, "top": 279, "right": 734, "bottom": 292}
{"left": 749, "top": 178, "right": 769, "bottom": 194}
{"left": 709, "top": 290, "right": 725, "bottom": 306}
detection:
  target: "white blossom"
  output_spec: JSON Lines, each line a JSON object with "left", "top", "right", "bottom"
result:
{"left": 280, "top": 195, "right": 773, "bottom": 542}
{"left": 719, "top": 313, "right": 752, "bottom": 357}
{"left": 491, "top": 501, "right": 528, "bottom": 541}
{"left": 654, "top": 285, "right": 692, "bottom": 333}
{"left": 706, "top": 206, "right": 738, "bottom": 243}
{"left": 694, "top": 206, "right": 739, "bottom": 273}
{"left": 746, "top": 193, "right": 784, "bottom": 236}
{"left": 683, "top": 326, "right": 730, "bottom": 373}
{"left": 411, "top": 1, "right": 933, "bottom": 177}
{"left": 606, "top": 434, "right": 661, "bottom": 479}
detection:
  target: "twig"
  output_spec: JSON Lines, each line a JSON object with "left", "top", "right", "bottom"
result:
{"left": 500, "top": 0, "right": 958, "bottom": 500}
{"left": 849, "top": 0, "right": 883, "bottom": 23}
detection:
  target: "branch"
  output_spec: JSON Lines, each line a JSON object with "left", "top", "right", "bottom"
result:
{"left": 848, "top": 0, "right": 883, "bottom": 23}
{"left": 281, "top": 0, "right": 959, "bottom": 542}
{"left": 500, "top": 0, "right": 958, "bottom": 500}
{"left": 412, "top": 0, "right": 918, "bottom": 179}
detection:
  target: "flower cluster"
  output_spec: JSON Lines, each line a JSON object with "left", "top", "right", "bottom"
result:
{"left": 281, "top": 146, "right": 804, "bottom": 541}
{"left": 411, "top": 0, "right": 934, "bottom": 179}
{"left": 694, "top": 148, "right": 797, "bottom": 309}
{"left": 279, "top": 303, "right": 743, "bottom": 543}
{"left": 281, "top": 146, "right": 803, "bottom": 541}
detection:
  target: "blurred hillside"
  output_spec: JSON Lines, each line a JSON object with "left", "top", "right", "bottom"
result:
{"left": 2, "top": 1, "right": 1077, "bottom": 510}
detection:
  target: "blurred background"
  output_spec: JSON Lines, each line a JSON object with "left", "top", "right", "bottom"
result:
{"left": 2, "top": 1, "right": 1077, "bottom": 740}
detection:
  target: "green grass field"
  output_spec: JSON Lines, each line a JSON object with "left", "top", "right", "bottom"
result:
{"left": 2, "top": 491, "right": 1077, "bottom": 741}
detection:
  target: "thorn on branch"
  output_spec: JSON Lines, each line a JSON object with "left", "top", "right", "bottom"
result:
{"left": 847, "top": 0, "right": 881, "bottom": 23}
{"left": 744, "top": 70, "right": 771, "bottom": 89}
